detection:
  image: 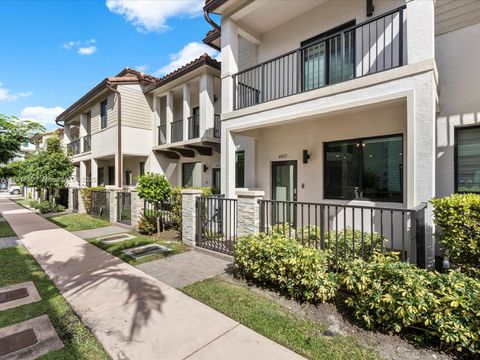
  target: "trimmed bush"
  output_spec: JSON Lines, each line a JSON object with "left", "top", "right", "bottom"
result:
{"left": 235, "top": 233, "right": 339, "bottom": 302}
{"left": 137, "top": 213, "right": 157, "bottom": 235}
{"left": 79, "top": 186, "right": 105, "bottom": 214}
{"left": 271, "top": 224, "right": 386, "bottom": 265}
{"left": 431, "top": 193, "right": 480, "bottom": 277}
{"left": 342, "top": 253, "right": 480, "bottom": 353}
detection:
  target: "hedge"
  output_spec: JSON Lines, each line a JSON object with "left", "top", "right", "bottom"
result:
{"left": 431, "top": 193, "right": 480, "bottom": 277}
{"left": 79, "top": 186, "right": 105, "bottom": 214}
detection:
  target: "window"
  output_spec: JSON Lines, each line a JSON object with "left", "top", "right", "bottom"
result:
{"left": 235, "top": 151, "right": 245, "bottom": 188}
{"left": 124, "top": 170, "right": 132, "bottom": 186}
{"left": 100, "top": 100, "right": 108, "bottom": 129}
{"left": 212, "top": 168, "right": 221, "bottom": 191}
{"left": 324, "top": 135, "right": 403, "bottom": 202}
{"left": 302, "top": 20, "right": 355, "bottom": 91}
{"left": 107, "top": 166, "right": 115, "bottom": 185}
{"left": 182, "top": 162, "right": 201, "bottom": 187}
{"left": 97, "top": 167, "right": 105, "bottom": 186}
{"left": 139, "top": 162, "right": 145, "bottom": 176}
{"left": 455, "top": 126, "right": 480, "bottom": 193}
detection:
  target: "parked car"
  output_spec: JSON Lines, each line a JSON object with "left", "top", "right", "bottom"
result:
{"left": 8, "top": 185, "right": 21, "bottom": 195}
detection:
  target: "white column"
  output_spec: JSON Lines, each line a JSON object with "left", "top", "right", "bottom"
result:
{"left": 183, "top": 83, "right": 191, "bottom": 140}
{"left": 79, "top": 113, "right": 88, "bottom": 153}
{"left": 221, "top": 18, "right": 239, "bottom": 113}
{"left": 221, "top": 126, "right": 236, "bottom": 197}
{"left": 64, "top": 124, "right": 72, "bottom": 143}
{"left": 91, "top": 159, "right": 98, "bottom": 187}
{"left": 406, "top": 0, "right": 435, "bottom": 64}
{"left": 79, "top": 161, "right": 87, "bottom": 187}
{"left": 166, "top": 91, "right": 173, "bottom": 144}
{"left": 200, "top": 73, "right": 214, "bottom": 137}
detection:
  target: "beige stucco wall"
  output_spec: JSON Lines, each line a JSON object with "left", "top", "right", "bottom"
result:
{"left": 435, "top": 22, "right": 480, "bottom": 197}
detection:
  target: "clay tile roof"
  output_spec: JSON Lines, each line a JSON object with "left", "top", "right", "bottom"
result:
{"left": 145, "top": 53, "right": 220, "bottom": 93}
{"left": 57, "top": 67, "right": 158, "bottom": 122}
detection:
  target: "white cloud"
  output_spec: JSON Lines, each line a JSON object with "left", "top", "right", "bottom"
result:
{"left": 155, "top": 42, "right": 219, "bottom": 76}
{"left": 62, "top": 39, "right": 97, "bottom": 55}
{"left": 20, "top": 106, "right": 65, "bottom": 126}
{"left": 0, "top": 82, "right": 32, "bottom": 102}
{"left": 78, "top": 46, "right": 97, "bottom": 55}
{"left": 106, "top": 0, "right": 204, "bottom": 33}
{"left": 135, "top": 65, "right": 149, "bottom": 72}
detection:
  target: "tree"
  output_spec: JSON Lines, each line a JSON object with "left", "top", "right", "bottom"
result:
{"left": 136, "top": 173, "right": 172, "bottom": 235}
{"left": 16, "top": 135, "right": 73, "bottom": 203}
{"left": 0, "top": 160, "right": 25, "bottom": 179}
{"left": 0, "top": 114, "right": 44, "bottom": 164}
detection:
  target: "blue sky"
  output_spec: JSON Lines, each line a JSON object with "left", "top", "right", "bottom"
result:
{"left": 0, "top": 0, "right": 218, "bottom": 130}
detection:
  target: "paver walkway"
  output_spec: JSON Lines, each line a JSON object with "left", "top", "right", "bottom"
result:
{"left": 0, "top": 198, "right": 304, "bottom": 360}
{"left": 72, "top": 225, "right": 127, "bottom": 239}
{"left": 137, "top": 250, "right": 232, "bottom": 288}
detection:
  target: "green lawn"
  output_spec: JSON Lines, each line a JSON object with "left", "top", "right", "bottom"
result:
{"left": 87, "top": 231, "right": 189, "bottom": 266}
{"left": 0, "top": 219, "right": 16, "bottom": 238}
{"left": 12, "top": 197, "right": 32, "bottom": 208}
{"left": 47, "top": 213, "right": 111, "bottom": 231}
{"left": 0, "top": 246, "right": 108, "bottom": 359}
{"left": 183, "top": 277, "right": 379, "bottom": 360}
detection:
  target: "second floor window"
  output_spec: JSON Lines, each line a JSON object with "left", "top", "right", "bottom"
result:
{"left": 101, "top": 99, "right": 108, "bottom": 129}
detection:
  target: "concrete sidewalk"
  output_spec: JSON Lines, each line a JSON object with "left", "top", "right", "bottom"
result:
{"left": 0, "top": 198, "right": 303, "bottom": 360}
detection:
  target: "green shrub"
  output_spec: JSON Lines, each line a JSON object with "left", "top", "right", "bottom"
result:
{"left": 29, "top": 200, "right": 40, "bottom": 209}
{"left": 342, "top": 253, "right": 480, "bottom": 353}
{"left": 54, "top": 204, "right": 65, "bottom": 212}
{"left": 171, "top": 186, "right": 213, "bottom": 233}
{"left": 235, "top": 233, "right": 339, "bottom": 302}
{"left": 431, "top": 193, "right": 480, "bottom": 277}
{"left": 37, "top": 200, "right": 53, "bottom": 214}
{"left": 137, "top": 214, "right": 157, "bottom": 235}
{"left": 136, "top": 173, "right": 171, "bottom": 204}
{"left": 271, "top": 224, "right": 386, "bottom": 265}
{"left": 79, "top": 186, "right": 105, "bottom": 214}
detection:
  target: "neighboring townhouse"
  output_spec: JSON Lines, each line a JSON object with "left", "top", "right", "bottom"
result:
{"left": 0, "top": 139, "right": 36, "bottom": 191}
{"left": 203, "top": 0, "right": 480, "bottom": 266}
{"left": 145, "top": 54, "right": 222, "bottom": 190}
{"left": 56, "top": 68, "right": 158, "bottom": 188}
{"left": 30, "top": 128, "right": 64, "bottom": 151}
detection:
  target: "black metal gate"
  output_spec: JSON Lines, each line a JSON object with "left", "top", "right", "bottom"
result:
{"left": 196, "top": 196, "right": 237, "bottom": 255}
{"left": 72, "top": 189, "right": 79, "bottom": 212}
{"left": 117, "top": 192, "right": 131, "bottom": 225}
{"left": 90, "top": 190, "right": 110, "bottom": 221}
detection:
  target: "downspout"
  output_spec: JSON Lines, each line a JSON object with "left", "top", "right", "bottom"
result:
{"left": 204, "top": 10, "right": 220, "bottom": 31}
{"left": 106, "top": 82, "right": 122, "bottom": 188}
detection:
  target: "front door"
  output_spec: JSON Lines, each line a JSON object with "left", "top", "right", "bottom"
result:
{"left": 272, "top": 161, "right": 297, "bottom": 225}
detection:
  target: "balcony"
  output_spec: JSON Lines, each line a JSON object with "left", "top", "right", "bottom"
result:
{"left": 188, "top": 115, "right": 200, "bottom": 139}
{"left": 83, "top": 134, "right": 91, "bottom": 153}
{"left": 171, "top": 120, "right": 183, "bottom": 143}
{"left": 232, "top": 6, "right": 406, "bottom": 110}
{"left": 158, "top": 124, "right": 166, "bottom": 145}
{"left": 68, "top": 139, "right": 81, "bottom": 155}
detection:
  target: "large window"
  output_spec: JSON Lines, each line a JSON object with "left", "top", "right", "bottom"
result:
{"left": 235, "top": 151, "right": 245, "bottom": 188}
{"left": 100, "top": 99, "right": 108, "bottom": 129}
{"left": 455, "top": 126, "right": 480, "bottom": 193}
{"left": 182, "top": 162, "right": 201, "bottom": 187}
{"left": 107, "top": 166, "right": 115, "bottom": 185}
{"left": 324, "top": 135, "right": 403, "bottom": 202}
{"left": 97, "top": 167, "right": 105, "bottom": 186}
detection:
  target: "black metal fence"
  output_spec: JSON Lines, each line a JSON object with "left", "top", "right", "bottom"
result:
{"left": 171, "top": 120, "right": 183, "bottom": 143}
{"left": 144, "top": 200, "right": 174, "bottom": 231}
{"left": 83, "top": 135, "right": 91, "bottom": 153}
{"left": 188, "top": 115, "right": 200, "bottom": 139}
{"left": 90, "top": 190, "right": 110, "bottom": 220}
{"left": 196, "top": 196, "right": 237, "bottom": 255}
{"left": 117, "top": 192, "right": 131, "bottom": 226}
{"left": 233, "top": 6, "right": 406, "bottom": 110}
{"left": 259, "top": 199, "right": 427, "bottom": 268}
{"left": 67, "top": 139, "right": 81, "bottom": 155}
{"left": 158, "top": 124, "right": 166, "bottom": 145}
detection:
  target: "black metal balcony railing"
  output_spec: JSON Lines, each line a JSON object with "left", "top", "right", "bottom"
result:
{"left": 158, "top": 124, "right": 166, "bottom": 145}
{"left": 68, "top": 139, "right": 81, "bottom": 155}
{"left": 83, "top": 134, "right": 91, "bottom": 153}
{"left": 171, "top": 119, "right": 183, "bottom": 143}
{"left": 188, "top": 115, "right": 200, "bottom": 139}
{"left": 233, "top": 6, "right": 406, "bottom": 110}
{"left": 214, "top": 114, "right": 221, "bottom": 138}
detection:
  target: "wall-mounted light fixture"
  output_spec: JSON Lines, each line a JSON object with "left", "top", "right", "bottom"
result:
{"left": 303, "top": 150, "right": 310, "bottom": 164}
{"left": 203, "top": 164, "right": 208, "bottom": 172}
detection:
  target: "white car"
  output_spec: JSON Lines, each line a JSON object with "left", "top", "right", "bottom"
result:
{"left": 8, "top": 186, "right": 21, "bottom": 195}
